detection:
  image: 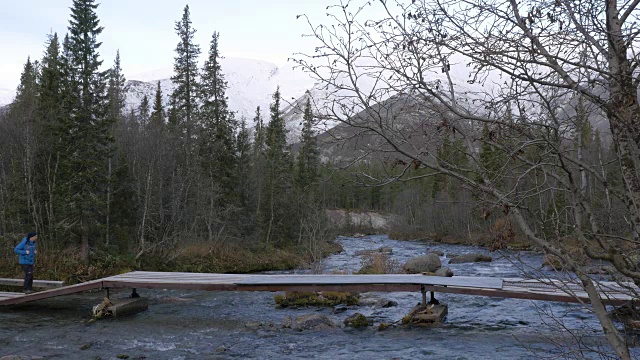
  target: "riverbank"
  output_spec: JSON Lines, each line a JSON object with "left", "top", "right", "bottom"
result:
{"left": 388, "top": 229, "right": 534, "bottom": 251}
{"left": 0, "top": 239, "right": 343, "bottom": 286}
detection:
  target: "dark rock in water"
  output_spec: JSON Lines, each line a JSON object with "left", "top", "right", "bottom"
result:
{"left": 429, "top": 250, "right": 445, "bottom": 256}
{"left": 360, "top": 296, "right": 399, "bottom": 308}
{"left": 291, "top": 314, "right": 336, "bottom": 331}
{"left": 333, "top": 306, "right": 348, "bottom": 314}
{"left": 448, "top": 254, "right": 492, "bottom": 264}
{"left": 282, "top": 316, "right": 293, "bottom": 328}
{"left": 403, "top": 253, "right": 441, "bottom": 273}
{"left": 344, "top": 313, "right": 369, "bottom": 328}
{"left": 435, "top": 267, "right": 454, "bottom": 277}
{"left": 216, "top": 345, "right": 230, "bottom": 352}
{"left": 245, "top": 321, "right": 262, "bottom": 329}
{"left": 376, "top": 299, "right": 398, "bottom": 308}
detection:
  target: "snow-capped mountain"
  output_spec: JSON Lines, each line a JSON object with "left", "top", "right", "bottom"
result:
{"left": 126, "top": 57, "right": 320, "bottom": 142}
{"left": 0, "top": 88, "right": 14, "bottom": 107}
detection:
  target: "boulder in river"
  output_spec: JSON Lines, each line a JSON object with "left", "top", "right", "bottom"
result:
{"left": 344, "top": 313, "right": 369, "bottom": 328}
{"left": 448, "top": 253, "right": 492, "bottom": 264}
{"left": 291, "top": 314, "right": 336, "bottom": 331}
{"left": 359, "top": 294, "right": 398, "bottom": 308}
{"left": 403, "top": 253, "right": 442, "bottom": 273}
{"left": 429, "top": 250, "right": 445, "bottom": 256}
{"left": 435, "top": 267, "right": 454, "bottom": 277}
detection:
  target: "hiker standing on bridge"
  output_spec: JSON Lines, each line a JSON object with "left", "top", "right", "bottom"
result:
{"left": 14, "top": 232, "right": 37, "bottom": 294}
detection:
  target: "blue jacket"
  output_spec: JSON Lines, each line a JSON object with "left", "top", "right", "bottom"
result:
{"left": 14, "top": 237, "right": 36, "bottom": 265}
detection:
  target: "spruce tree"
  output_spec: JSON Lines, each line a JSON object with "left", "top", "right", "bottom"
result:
{"left": 262, "top": 87, "right": 293, "bottom": 244}
{"left": 62, "top": 0, "right": 111, "bottom": 261}
{"left": 107, "top": 50, "right": 127, "bottom": 124}
{"left": 5, "top": 58, "right": 39, "bottom": 232}
{"left": 252, "top": 106, "right": 266, "bottom": 156}
{"left": 38, "top": 33, "right": 63, "bottom": 133}
{"left": 200, "top": 31, "right": 237, "bottom": 203}
{"left": 138, "top": 95, "right": 150, "bottom": 128}
{"left": 236, "top": 118, "right": 251, "bottom": 212}
{"left": 150, "top": 81, "right": 165, "bottom": 128}
{"left": 296, "top": 97, "right": 320, "bottom": 189}
{"left": 37, "top": 33, "right": 65, "bottom": 240}
{"left": 171, "top": 4, "right": 201, "bottom": 147}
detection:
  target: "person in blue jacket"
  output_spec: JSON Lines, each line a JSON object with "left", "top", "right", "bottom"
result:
{"left": 14, "top": 232, "right": 37, "bottom": 293}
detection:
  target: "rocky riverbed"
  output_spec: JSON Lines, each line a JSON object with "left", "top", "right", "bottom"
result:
{"left": 0, "top": 234, "right": 636, "bottom": 359}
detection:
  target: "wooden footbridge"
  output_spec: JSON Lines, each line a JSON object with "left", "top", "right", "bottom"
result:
{"left": 0, "top": 271, "right": 636, "bottom": 307}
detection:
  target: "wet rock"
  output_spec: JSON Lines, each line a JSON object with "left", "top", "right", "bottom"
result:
{"left": 448, "top": 253, "right": 492, "bottom": 264}
{"left": 282, "top": 316, "right": 293, "bottom": 328}
{"left": 216, "top": 345, "right": 230, "bottom": 352}
{"left": 291, "top": 314, "right": 336, "bottom": 331}
{"left": 376, "top": 299, "right": 398, "bottom": 308}
{"left": 403, "top": 253, "right": 441, "bottom": 273}
{"left": 344, "top": 313, "right": 369, "bottom": 328}
{"left": 435, "top": 267, "right": 454, "bottom": 277}
{"left": 333, "top": 306, "right": 348, "bottom": 314}
{"left": 358, "top": 295, "right": 397, "bottom": 308}
{"left": 429, "top": 250, "right": 444, "bottom": 256}
{"left": 245, "top": 321, "right": 262, "bottom": 329}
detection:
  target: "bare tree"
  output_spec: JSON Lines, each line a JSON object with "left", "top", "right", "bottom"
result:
{"left": 294, "top": 0, "right": 640, "bottom": 357}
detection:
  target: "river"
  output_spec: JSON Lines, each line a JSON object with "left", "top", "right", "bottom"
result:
{"left": 0, "top": 235, "right": 636, "bottom": 359}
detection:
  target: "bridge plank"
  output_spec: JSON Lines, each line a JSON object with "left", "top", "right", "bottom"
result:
{"left": 0, "top": 271, "right": 636, "bottom": 307}
{"left": 0, "top": 278, "right": 65, "bottom": 288}
{"left": 236, "top": 275, "right": 504, "bottom": 289}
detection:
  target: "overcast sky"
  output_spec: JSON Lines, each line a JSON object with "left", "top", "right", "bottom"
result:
{"left": 0, "top": 0, "right": 331, "bottom": 91}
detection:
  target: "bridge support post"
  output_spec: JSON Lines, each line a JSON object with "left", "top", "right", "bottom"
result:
{"left": 421, "top": 285, "right": 427, "bottom": 306}
{"left": 131, "top": 288, "right": 140, "bottom": 298}
{"left": 429, "top": 291, "right": 440, "bottom": 305}
{"left": 106, "top": 287, "right": 110, "bottom": 299}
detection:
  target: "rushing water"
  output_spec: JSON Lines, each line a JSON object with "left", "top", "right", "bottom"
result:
{"left": 0, "top": 235, "right": 637, "bottom": 359}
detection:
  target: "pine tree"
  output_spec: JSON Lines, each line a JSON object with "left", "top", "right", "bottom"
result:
{"left": 171, "top": 4, "right": 201, "bottom": 147}
{"left": 62, "top": 0, "right": 111, "bottom": 261}
{"left": 296, "top": 97, "right": 319, "bottom": 189}
{"left": 150, "top": 81, "right": 165, "bottom": 128}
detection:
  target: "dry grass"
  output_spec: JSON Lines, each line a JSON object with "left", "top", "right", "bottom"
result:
{"left": 357, "top": 253, "right": 402, "bottom": 274}
{"left": 274, "top": 291, "right": 359, "bottom": 307}
{"left": 0, "top": 238, "right": 307, "bottom": 285}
